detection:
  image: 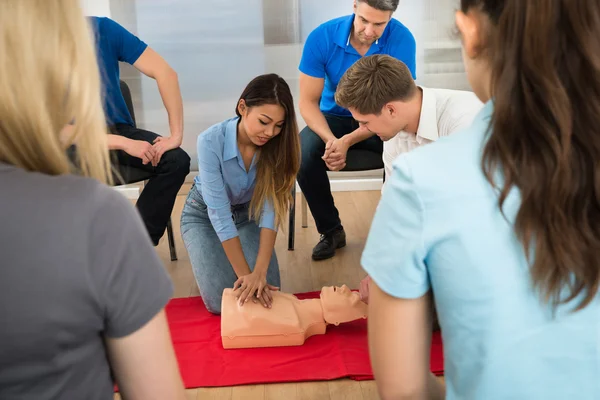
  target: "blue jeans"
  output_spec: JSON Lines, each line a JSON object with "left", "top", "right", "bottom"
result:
{"left": 180, "top": 184, "right": 281, "bottom": 314}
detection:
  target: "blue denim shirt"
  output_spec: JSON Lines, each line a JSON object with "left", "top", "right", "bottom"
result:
{"left": 194, "top": 118, "right": 276, "bottom": 242}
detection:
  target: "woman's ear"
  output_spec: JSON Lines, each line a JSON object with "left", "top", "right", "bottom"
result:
{"left": 455, "top": 10, "right": 483, "bottom": 59}
{"left": 237, "top": 99, "right": 247, "bottom": 116}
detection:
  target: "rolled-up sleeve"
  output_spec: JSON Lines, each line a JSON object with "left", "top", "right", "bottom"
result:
{"left": 197, "top": 138, "right": 238, "bottom": 242}
{"left": 258, "top": 198, "right": 276, "bottom": 232}
{"left": 361, "top": 156, "right": 430, "bottom": 299}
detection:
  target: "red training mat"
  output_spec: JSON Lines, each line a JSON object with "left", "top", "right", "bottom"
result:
{"left": 165, "top": 292, "right": 444, "bottom": 388}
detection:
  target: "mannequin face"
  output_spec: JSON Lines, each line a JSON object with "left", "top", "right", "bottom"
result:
{"left": 320, "top": 285, "right": 368, "bottom": 325}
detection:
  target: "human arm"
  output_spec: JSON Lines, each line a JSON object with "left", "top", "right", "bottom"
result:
{"left": 105, "top": 18, "right": 182, "bottom": 162}
{"left": 233, "top": 200, "right": 279, "bottom": 307}
{"left": 106, "top": 310, "right": 186, "bottom": 400}
{"left": 89, "top": 184, "right": 184, "bottom": 399}
{"left": 233, "top": 227, "right": 278, "bottom": 307}
{"left": 133, "top": 47, "right": 183, "bottom": 162}
{"left": 369, "top": 284, "right": 444, "bottom": 400}
{"left": 107, "top": 134, "right": 157, "bottom": 166}
{"left": 299, "top": 73, "right": 336, "bottom": 143}
{"left": 197, "top": 137, "right": 252, "bottom": 277}
{"left": 322, "top": 126, "right": 375, "bottom": 171}
{"left": 361, "top": 156, "right": 442, "bottom": 399}
{"left": 298, "top": 27, "right": 336, "bottom": 144}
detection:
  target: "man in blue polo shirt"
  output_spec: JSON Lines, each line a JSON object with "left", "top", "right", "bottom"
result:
{"left": 297, "top": 0, "right": 416, "bottom": 261}
{"left": 89, "top": 17, "right": 190, "bottom": 246}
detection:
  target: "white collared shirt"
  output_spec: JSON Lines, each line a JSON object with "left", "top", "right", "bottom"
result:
{"left": 382, "top": 87, "right": 484, "bottom": 187}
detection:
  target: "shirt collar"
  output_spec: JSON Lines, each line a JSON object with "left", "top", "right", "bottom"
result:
{"left": 334, "top": 14, "right": 381, "bottom": 49}
{"left": 223, "top": 117, "right": 239, "bottom": 161}
{"left": 415, "top": 87, "right": 439, "bottom": 141}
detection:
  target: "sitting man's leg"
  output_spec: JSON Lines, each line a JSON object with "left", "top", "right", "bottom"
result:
{"left": 296, "top": 115, "right": 355, "bottom": 261}
{"left": 113, "top": 124, "right": 191, "bottom": 245}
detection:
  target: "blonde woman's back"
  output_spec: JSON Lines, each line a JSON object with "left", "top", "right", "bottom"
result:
{"left": 0, "top": 1, "right": 186, "bottom": 398}
{"left": 0, "top": 163, "right": 173, "bottom": 399}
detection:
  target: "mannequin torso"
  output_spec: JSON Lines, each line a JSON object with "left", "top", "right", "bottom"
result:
{"left": 221, "top": 286, "right": 367, "bottom": 349}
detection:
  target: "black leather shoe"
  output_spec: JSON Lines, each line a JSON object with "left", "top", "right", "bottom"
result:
{"left": 312, "top": 227, "right": 346, "bottom": 261}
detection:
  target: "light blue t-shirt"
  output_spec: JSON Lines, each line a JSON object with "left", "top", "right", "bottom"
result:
{"left": 362, "top": 101, "right": 600, "bottom": 399}
{"left": 194, "top": 118, "right": 276, "bottom": 243}
{"left": 299, "top": 14, "right": 416, "bottom": 117}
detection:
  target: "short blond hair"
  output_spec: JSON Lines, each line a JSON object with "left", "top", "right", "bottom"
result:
{"left": 335, "top": 54, "right": 417, "bottom": 115}
{"left": 0, "top": 0, "right": 112, "bottom": 184}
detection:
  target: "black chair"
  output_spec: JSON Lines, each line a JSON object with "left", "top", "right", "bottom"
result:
{"left": 287, "top": 148, "right": 384, "bottom": 251}
{"left": 115, "top": 80, "right": 178, "bottom": 261}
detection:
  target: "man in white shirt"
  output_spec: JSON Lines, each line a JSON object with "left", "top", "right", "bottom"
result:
{"left": 334, "top": 54, "right": 483, "bottom": 191}
{"left": 334, "top": 54, "right": 483, "bottom": 305}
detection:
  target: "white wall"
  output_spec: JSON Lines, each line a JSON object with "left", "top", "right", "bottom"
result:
{"left": 81, "top": 0, "right": 111, "bottom": 17}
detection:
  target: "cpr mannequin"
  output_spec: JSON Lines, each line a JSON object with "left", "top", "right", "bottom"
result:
{"left": 221, "top": 285, "right": 367, "bottom": 349}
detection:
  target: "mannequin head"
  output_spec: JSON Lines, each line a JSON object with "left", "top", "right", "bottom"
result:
{"left": 320, "top": 285, "right": 368, "bottom": 325}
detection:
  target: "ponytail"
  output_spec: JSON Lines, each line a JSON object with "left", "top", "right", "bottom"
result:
{"left": 464, "top": 0, "right": 600, "bottom": 310}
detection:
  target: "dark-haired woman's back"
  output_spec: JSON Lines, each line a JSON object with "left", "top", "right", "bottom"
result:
{"left": 363, "top": 104, "right": 599, "bottom": 399}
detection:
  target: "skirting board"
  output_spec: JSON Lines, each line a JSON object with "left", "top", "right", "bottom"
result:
{"left": 183, "top": 170, "right": 384, "bottom": 192}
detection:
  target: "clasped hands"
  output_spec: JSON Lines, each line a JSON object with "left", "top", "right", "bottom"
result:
{"left": 125, "top": 135, "right": 181, "bottom": 167}
{"left": 233, "top": 270, "right": 279, "bottom": 309}
{"left": 322, "top": 136, "right": 350, "bottom": 171}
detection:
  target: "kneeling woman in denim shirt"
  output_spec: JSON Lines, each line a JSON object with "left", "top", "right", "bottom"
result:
{"left": 181, "top": 74, "right": 300, "bottom": 314}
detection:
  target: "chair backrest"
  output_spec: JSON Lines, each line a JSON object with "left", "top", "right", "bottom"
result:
{"left": 119, "top": 80, "right": 137, "bottom": 127}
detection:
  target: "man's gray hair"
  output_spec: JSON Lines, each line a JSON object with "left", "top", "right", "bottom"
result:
{"left": 357, "top": 0, "right": 399, "bottom": 12}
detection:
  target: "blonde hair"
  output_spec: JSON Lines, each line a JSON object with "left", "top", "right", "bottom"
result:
{"left": 0, "top": 0, "right": 112, "bottom": 184}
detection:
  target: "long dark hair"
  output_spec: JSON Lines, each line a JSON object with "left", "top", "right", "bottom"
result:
{"left": 235, "top": 74, "right": 300, "bottom": 229}
{"left": 461, "top": 0, "right": 600, "bottom": 310}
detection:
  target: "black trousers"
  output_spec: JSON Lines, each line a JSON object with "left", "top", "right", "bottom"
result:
{"left": 296, "top": 114, "right": 383, "bottom": 235}
{"left": 112, "top": 124, "right": 190, "bottom": 245}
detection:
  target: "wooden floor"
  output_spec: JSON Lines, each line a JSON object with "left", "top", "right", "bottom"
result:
{"left": 114, "top": 184, "right": 435, "bottom": 400}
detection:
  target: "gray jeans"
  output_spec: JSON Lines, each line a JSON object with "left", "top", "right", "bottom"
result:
{"left": 181, "top": 184, "right": 281, "bottom": 314}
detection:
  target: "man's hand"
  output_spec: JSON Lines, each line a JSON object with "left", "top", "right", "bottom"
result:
{"left": 359, "top": 275, "right": 371, "bottom": 304}
{"left": 322, "top": 137, "right": 350, "bottom": 171}
{"left": 152, "top": 136, "right": 181, "bottom": 165}
{"left": 124, "top": 139, "right": 157, "bottom": 166}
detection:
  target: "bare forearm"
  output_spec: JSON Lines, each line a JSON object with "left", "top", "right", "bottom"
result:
{"left": 299, "top": 100, "right": 335, "bottom": 143}
{"left": 155, "top": 69, "right": 183, "bottom": 143}
{"left": 428, "top": 374, "right": 445, "bottom": 400}
{"left": 222, "top": 237, "right": 252, "bottom": 278}
{"left": 254, "top": 228, "right": 277, "bottom": 275}
{"left": 107, "top": 134, "right": 132, "bottom": 151}
{"left": 342, "top": 127, "right": 375, "bottom": 147}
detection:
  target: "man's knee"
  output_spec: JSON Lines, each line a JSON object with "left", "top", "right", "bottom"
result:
{"left": 160, "top": 147, "right": 191, "bottom": 177}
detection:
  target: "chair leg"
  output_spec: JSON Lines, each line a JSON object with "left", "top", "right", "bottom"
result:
{"left": 167, "top": 218, "right": 177, "bottom": 261}
{"left": 288, "top": 185, "right": 296, "bottom": 251}
{"left": 301, "top": 193, "right": 308, "bottom": 228}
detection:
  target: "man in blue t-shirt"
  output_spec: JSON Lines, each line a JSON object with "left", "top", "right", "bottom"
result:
{"left": 89, "top": 17, "right": 190, "bottom": 246}
{"left": 297, "top": 0, "right": 416, "bottom": 261}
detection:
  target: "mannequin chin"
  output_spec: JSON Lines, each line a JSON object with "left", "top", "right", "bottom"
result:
{"left": 221, "top": 286, "right": 368, "bottom": 349}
